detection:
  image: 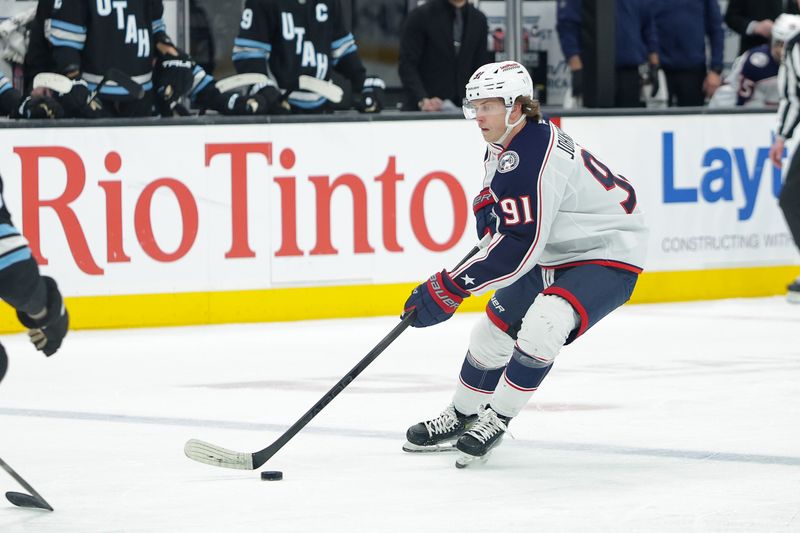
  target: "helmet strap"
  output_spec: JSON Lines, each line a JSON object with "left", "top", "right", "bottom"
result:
{"left": 496, "top": 106, "right": 526, "bottom": 146}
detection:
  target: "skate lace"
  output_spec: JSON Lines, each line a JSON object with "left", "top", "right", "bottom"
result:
{"left": 423, "top": 405, "right": 459, "bottom": 436}
{"left": 465, "top": 406, "right": 509, "bottom": 444}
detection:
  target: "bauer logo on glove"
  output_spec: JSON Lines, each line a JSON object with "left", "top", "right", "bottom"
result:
{"left": 403, "top": 270, "right": 470, "bottom": 328}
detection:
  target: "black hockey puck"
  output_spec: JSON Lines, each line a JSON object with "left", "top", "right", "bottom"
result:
{"left": 260, "top": 470, "right": 283, "bottom": 481}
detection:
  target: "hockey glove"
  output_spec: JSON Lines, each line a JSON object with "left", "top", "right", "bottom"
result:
{"left": 256, "top": 84, "right": 291, "bottom": 114}
{"left": 473, "top": 187, "right": 497, "bottom": 238}
{"left": 155, "top": 54, "right": 195, "bottom": 114}
{"left": 15, "top": 96, "right": 64, "bottom": 119}
{"left": 356, "top": 76, "right": 385, "bottom": 113}
{"left": 403, "top": 270, "right": 470, "bottom": 328}
{"left": 16, "top": 277, "right": 69, "bottom": 356}
{"left": 59, "top": 80, "right": 104, "bottom": 118}
{"left": 219, "top": 92, "right": 267, "bottom": 115}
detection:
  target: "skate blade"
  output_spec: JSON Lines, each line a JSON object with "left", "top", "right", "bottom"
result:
{"left": 455, "top": 452, "right": 490, "bottom": 469}
{"left": 787, "top": 291, "right": 800, "bottom": 304}
{"left": 402, "top": 441, "right": 457, "bottom": 453}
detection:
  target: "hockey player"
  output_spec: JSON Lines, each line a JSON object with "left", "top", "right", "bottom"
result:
{"left": 232, "top": 0, "right": 384, "bottom": 114}
{"left": 769, "top": 14, "right": 800, "bottom": 303}
{"left": 709, "top": 14, "right": 800, "bottom": 108}
{"left": 153, "top": 50, "right": 269, "bottom": 116}
{"left": 0, "top": 174, "right": 69, "bottom": 385}
{"left": 0, "top": 73, "right": 66, "bottom": 119}
{"left": 400, "top": 62, "right": 648, "bottom": 467}
{"left": 45, "top": 0, "right": 177, "bottom": 117}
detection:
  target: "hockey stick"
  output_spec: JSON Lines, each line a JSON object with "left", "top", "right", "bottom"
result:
{"left": 0, "top": 456, "right": 53, "bottom": 511}
{"left": 33, "top": 68, "right": 145, "bottom": 100}
{"left": 215, "top": 74, "right": 342, "bottom": 102}
{"left": 214, "top": 73, "right": 269, "bottom": 94}
{"left": 32, "top": 72, "right": 73, "bottom": 94}
{"left": 95, "top": 67, "right": 146, "bottom": 100}
{"left": 298, "top": 75, "right": 343, "bottom": 103}
{"left": 184, "top": 233, "right": 493, "bottom": 470}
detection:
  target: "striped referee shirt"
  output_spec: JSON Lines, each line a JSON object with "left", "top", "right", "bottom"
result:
{"left": 777, "top": 34, "right": 800, "bottom": 140}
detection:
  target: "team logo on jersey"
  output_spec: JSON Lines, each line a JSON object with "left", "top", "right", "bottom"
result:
{"left": 749, "top": 51, "right": 769, "bottom": 68}
{"left": 497, "top": 151, "right": 520, "bottom": 173}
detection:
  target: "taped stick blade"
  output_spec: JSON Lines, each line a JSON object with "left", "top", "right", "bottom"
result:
{"left": 184, "top": 439, "right": 255, "bottom": 470}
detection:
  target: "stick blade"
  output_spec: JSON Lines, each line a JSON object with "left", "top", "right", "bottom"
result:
{"left": 215, "top": 73, "right": 269, "bottom": 94}
{"left": 32, "top": 72, "right": 73, "bottom": 94}
{"left": 184, "top": 439, "right": 255, "bottom": 470}
{"left": 6, "top": 491, "right": 53, "bottom": 511}
{"left": 298, "top": 75, "right": 343, "bottom": 103}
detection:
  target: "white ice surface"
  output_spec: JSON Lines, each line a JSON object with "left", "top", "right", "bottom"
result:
{"left": 0, "top": 297, "right": 799, "bottom": 532}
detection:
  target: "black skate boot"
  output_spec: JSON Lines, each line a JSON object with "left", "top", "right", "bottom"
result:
{"left": 454, "top": 405, "right": 511, "bottom": 468}
{"left": 788, "top": 278, "right": 800, "bottom": 304}
{"left": 403, "top": 404, "right": 477, "bottom": 453}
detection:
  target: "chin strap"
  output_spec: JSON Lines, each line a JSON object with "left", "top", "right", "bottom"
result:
{"left": 496, "top": 106, "right": 526, "bottom": 145}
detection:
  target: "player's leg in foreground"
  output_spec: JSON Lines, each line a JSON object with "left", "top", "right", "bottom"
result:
{"left": 455, "top": 293, "right": 574, "bottom": 467}
{"left": 404, "top": 271, "right": 543, "bottom": 452}
{"left": 455, "top": 264, "right": 638, "bottom": 468}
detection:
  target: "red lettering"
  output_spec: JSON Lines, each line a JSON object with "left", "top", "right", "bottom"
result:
{"left": 134, "top": 178, "right": 198, "bottom": 262}
{"left": 205, "top": 143, "right": 272, "bottom": 259}
{"left": 97, "top": 151, "right": 129, "bottom": 263}
{"left": 273, "top": 176, "right": 303, "bottom": 257}
{"left": 309, "top": 174, "right": 375, "bottom": 255}
{"left": 410, "top": 171, "right": 467, "bottom": 252}
{"left": 14, "top": 146, "right": 103, "bottom": 275}
{"left": 374, "top": 156, "right": 404, "bottom": 252}
{"left": 98, "top": 181, "right": 130, "bottom": 263}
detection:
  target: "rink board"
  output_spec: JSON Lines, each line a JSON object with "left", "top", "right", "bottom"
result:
{"left": 0, "top": 112, "right": 796, "bottom": 330}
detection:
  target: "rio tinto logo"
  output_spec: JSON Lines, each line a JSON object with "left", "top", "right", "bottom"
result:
{"left": 14, "top": 143, "right": 470, "bottom": 276}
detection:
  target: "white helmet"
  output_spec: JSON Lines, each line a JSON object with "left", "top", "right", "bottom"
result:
{"left": 772, "top": 14, "right": 800, "bottom": 45}
{"left": 464, "top": 61, "right": 534, "bottom": 107}
{"left": 463, "top": 61, "right": 534, "bottom": 144}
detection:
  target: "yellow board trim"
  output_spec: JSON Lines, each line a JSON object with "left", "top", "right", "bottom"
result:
{"left": 0, "top": 265, "right": 797, "bottom": 333}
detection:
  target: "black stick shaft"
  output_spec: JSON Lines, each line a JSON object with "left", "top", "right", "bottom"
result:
{"left": 251, "top": 238, "right": 489, "bottom": 468}
{"left": 0, "top": 456, "right": 53, "bottom": 511}
{"left": 253, "top": 313, "right": 415, "bottom": 466}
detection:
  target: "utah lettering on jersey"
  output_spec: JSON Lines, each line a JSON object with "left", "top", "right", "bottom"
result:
{"left": 281, "top": 10, "right": 328, "bottom": 79}
{"left": 96, "top": 0, "right": 149, "bottom": 58}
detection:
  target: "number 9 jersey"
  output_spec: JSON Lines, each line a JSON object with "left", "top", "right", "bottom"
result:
{"left": 452, "top": 118, "right": 648, "bottom": 295}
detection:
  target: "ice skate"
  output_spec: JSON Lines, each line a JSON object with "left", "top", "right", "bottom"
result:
{"left": 403, "top": 404, "right": 477, "bottom": 453}
{"left": 787, "top": 278, "right": 800, "bottom": 304}
{"left": 454, "top": 405, "right": 511, "bottom": 468}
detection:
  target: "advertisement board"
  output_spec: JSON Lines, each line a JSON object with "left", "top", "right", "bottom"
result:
{"left": 0, "top": 112, "right": 796, "bottom": 330}
{"left": 559, "top": 113, "right": 798, "bottom": 271}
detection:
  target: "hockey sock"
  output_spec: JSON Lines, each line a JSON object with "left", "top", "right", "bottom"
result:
{"left": 489, "top": 348, "right": 553, "bottom": 418}
{"left": 452, "top": 351, "right": 505, "bottom": 416}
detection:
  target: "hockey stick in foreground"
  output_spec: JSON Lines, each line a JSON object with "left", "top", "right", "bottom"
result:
{"left": 0, "top": 456, "right": 53, "bottom": 511}
{"left": 184, "top": 234, "right": 493, "bottom": 470}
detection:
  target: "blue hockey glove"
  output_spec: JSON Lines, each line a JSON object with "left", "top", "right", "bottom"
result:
{"left": 403, "top": 270, "right": 470, "bottom": 327}
{"left": 473, "top": 187, "right": 497, "bottom": 238}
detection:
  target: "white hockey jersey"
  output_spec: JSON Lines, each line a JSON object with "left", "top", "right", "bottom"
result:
{"left": 452, "top": 118, "right": 648, "bottom": 295}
